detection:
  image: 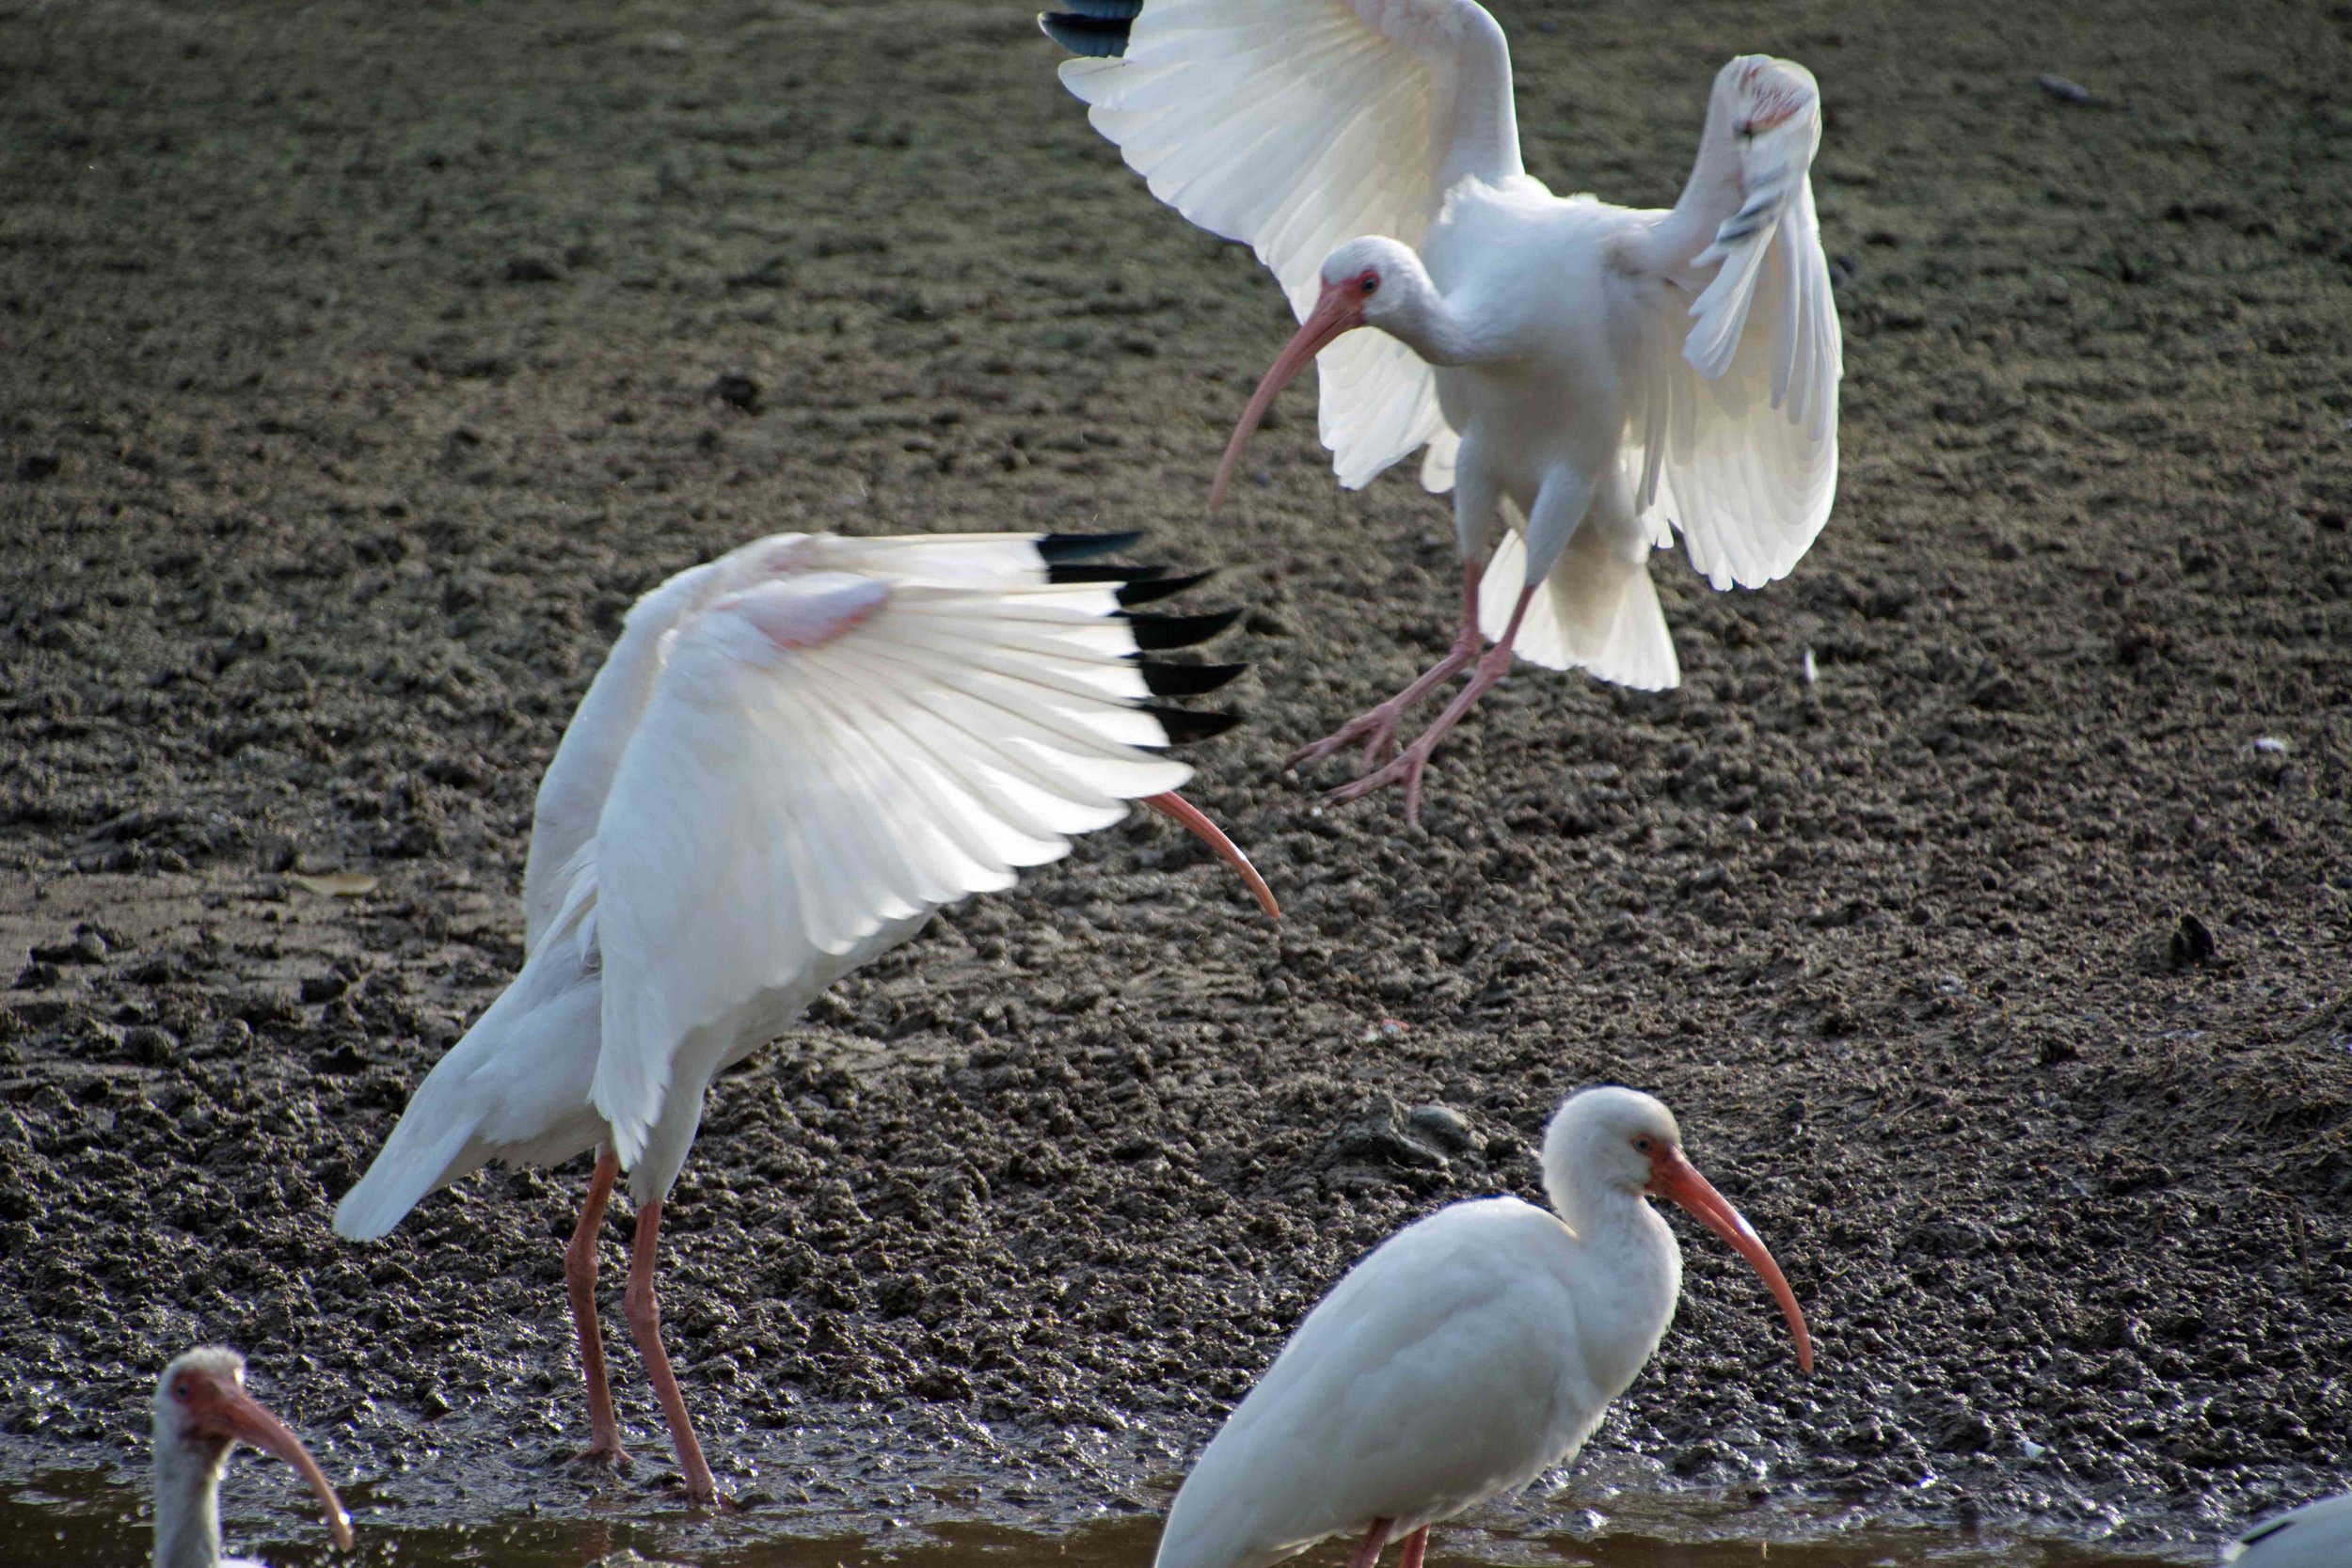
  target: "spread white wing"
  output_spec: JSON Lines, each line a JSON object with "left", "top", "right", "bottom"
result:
{"left": 1618, "top": 56, "right": 1841, "bottom": 591}
{"left": 583, "top": 539, "right": 1192, "bottom": 1166}
{"left": 521, "top": 533, "right": 1048, "bottom": 953}
{"left": 1057, "top": 0, "right": 1520, "bottom": 490}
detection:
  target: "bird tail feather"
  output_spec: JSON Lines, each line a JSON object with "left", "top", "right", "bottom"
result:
{"left": 1480, "top": 526, "right": 1679, "bottom": 690}
{"left": 332, "top": 1089, "right": 483, "bottom": 1242}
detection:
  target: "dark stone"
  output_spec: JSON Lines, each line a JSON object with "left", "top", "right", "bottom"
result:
{"left": 708, "top": 372, "right": 762, "bottom": 412}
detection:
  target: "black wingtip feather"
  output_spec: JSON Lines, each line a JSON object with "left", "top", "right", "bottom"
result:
{"left": 1138, "top": 661, "right": 1248, "bottom": 698}
{"left": 1036, "top": 530, "right": 1146, "bottom": 564}
{"left": 1146, "top": 705, "right": 1243, "bottom": 745}
{"left": 1039, "top": 8, "right": 1136, "bottom": 57}
{"left": 1116, "top": 568, "right": 1214, "bottom": 608}
{"left": 1047, "top": 562, "right": 1168, "bottom": 587}
{"left": 1126, "top": 608, "right": 1242, "bottom": 651}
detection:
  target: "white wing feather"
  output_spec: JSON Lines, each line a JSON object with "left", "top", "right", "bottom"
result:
{"left": 523, "top": 554, "right": 739, "bottom": 955}
{"left": 522, "top": 532, "right": 1053, "bottom": 952}
{"left": 1059, "top": 0, "right": 1519, "bottom": 490}
{"left": 587, "top": 554, "right": 1192, "bottom": 1166}
{"left": 1622, "top": 58, "right": 1841, "bottom": 592}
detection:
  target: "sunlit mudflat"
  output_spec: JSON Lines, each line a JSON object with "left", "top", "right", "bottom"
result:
{"left": 3, "top": 1467, "right": 2200, "bottom": 1568}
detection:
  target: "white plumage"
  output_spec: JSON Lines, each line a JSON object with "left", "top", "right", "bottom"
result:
{"left": 1048, "top": 0, "right": 1841, "bottom": 819}
{"left": 1059, "top": 0, "right": 1520, "bottom": 492}
{"left": 1151, "top": 1088, "right": 1812, "bottom": 1568}
{"left": 2226, "top": 1492, "right": 2352, "bottom": 1567}
{"left": 150, "top": 1347, "right": 352, "bottom": 1568}
{"left": 337, "top": 530, "right": 1272, "bottom": 1502}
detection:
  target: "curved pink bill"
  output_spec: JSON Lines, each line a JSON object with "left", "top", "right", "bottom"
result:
{"left": 1648, "top": 1145, "right": 1815, "bottom": 1372}
{"left": 1140, "top": 791, "right": 1279, "bottom": 919}
{"left": 185, "top": 1370, "right": 357, "bottom": 1550}
{"left": 1208, "top": 280, "right": 1363, "bottom": 514}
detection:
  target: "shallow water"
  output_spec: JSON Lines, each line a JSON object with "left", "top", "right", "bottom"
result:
{"left": 3, "top": 1467, "right": 2199, "bottom": 1568}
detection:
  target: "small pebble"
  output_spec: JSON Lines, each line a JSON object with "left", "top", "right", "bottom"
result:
{"left": 2034, "top": 74, "right": 2094, "bottom": 105}
{"left": 30, "top": 931, "right": 105, "bottom": 965}
{"left": 708, "top": 372, "right": 762, "bottom": 412}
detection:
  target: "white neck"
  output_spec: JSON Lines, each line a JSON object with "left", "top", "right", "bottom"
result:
{"left": 1371, "top": 249, "right": 1509, "bottom": 369}
{"left": 1558, "top": 1185, "right": 1684, "bottom": 1401}
{"left": 152, "top": 1435, "right": 230, "bottom": 1568}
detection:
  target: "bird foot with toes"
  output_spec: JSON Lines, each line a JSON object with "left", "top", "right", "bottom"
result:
{"left": 1324, "top": 642, "right": 1518, "bottom": 825}
{"left": 663, "top": 1477, "right": 743, "bottom": 1513}
{"left": 1288, "top": 601, "right": 1486, "bottom": 777}
{"left": 1286, "top": 700, "right": 1413, "bottom": 776}
{"left": 566, "top": 1441, "right": 633, "bottom": 1473}
{"left": 1324, "top": 735, "right": 1443, "bottom": 826}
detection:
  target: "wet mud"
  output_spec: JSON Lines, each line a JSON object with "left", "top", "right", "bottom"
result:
{"left": 0, "top": 1465, "right": 2188, "bottom": 1567}
{"left": 2, "top": 0, "right": 2349, "bottom": 1561}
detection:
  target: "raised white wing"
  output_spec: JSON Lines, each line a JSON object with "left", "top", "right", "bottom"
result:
{"left": 524, "top": 556, "right": 739, "bottom": 954}
{"left": 586, "top": 549, "right": 1192, "bottom": 1166}
{"left": 522, "top": 532, "right": 1048, "bottom": 953}
{"left": 1618, "top": 55, "right": 1841, "bottom": 591}
{"left": 1056, "top": 0, "right": 1520, "bottom": 490}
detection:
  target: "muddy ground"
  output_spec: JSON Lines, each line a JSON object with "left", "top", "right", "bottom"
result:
{"left": 2, "top": 0, "right": 2348, "bottom": 1558}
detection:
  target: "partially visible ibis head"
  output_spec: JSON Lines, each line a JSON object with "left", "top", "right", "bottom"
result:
{"left": 1209, "top": 235, "right": 1426, "bottom": 512}
{"left": 1542, "top": 1085, "right": 1815, "bottom": 1372}
{"left": 1718, "top": 54, "right": 1818, "bottom": 139}
{"left": 154, "top": 1347, "right": 356, "bottom": 1552}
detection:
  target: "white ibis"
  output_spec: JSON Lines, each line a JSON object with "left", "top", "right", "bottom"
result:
{"left": 151, "top": 1347, "right": 353, "bottom": 1568}
{"left": 335, "top": 531, "right": 1276, "bottom": 1503}
{"left": 2226, "top": 1493, "right": 2352, "bottom": 1566}
{"left": 1043, "top": 1, "right": 1841, "bottom": 822}
{"left": 1149, "top": 1086, "right": 1811, "bottom": 1568}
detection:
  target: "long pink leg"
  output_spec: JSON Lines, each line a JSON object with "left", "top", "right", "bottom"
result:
{"left": 1346, "top": 1519, "right": 1395, "bottom": 1568}
{"left": 621, "top": 1199, "right": 723, "bottom": 1504}
{"left": 1328, "top": 583, "right": 1538, "bottom": 827}
{"left": 564, "top": 1148, "right": 631, "bottom": 1468}
{"left": 1288, "top": 562, "right": 1486, "bottom": 773}
{"left": 1396, "top": 1528, "right": 1429, "bottom": 1568}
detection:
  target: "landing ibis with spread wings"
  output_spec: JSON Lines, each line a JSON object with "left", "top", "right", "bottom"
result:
{"left": 1043, "top": 0, "right": 1841, "bottom": 821}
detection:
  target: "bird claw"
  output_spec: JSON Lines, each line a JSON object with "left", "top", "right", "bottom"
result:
{"left": 1285, "top": 730, "right": 1358, "bottom": 772}
{"left": 566, "top": 1442, "right": 634, "bottom": 1473}
{"left": 1355, "top": 711, "right": 1406, "bottom": 770}
{"left": 1324, "top": 742, "right": 1438, "bottom": 829}
{"left": 1286, "top": 705, "right": 1405, "bottom": 773}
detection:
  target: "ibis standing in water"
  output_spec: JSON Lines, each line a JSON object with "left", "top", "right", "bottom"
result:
{"left": 1150, "top": 1087, "right": 1811, "bottom": 1568}
{"left": 1042, "top": 0, "right": 1842, "bottom": 822}
{"left": 151, "top": 1347, "right": 353, "bottom": 1568}
{"left": 335, "top": 531, "right": 1276, "bottom": 1503}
